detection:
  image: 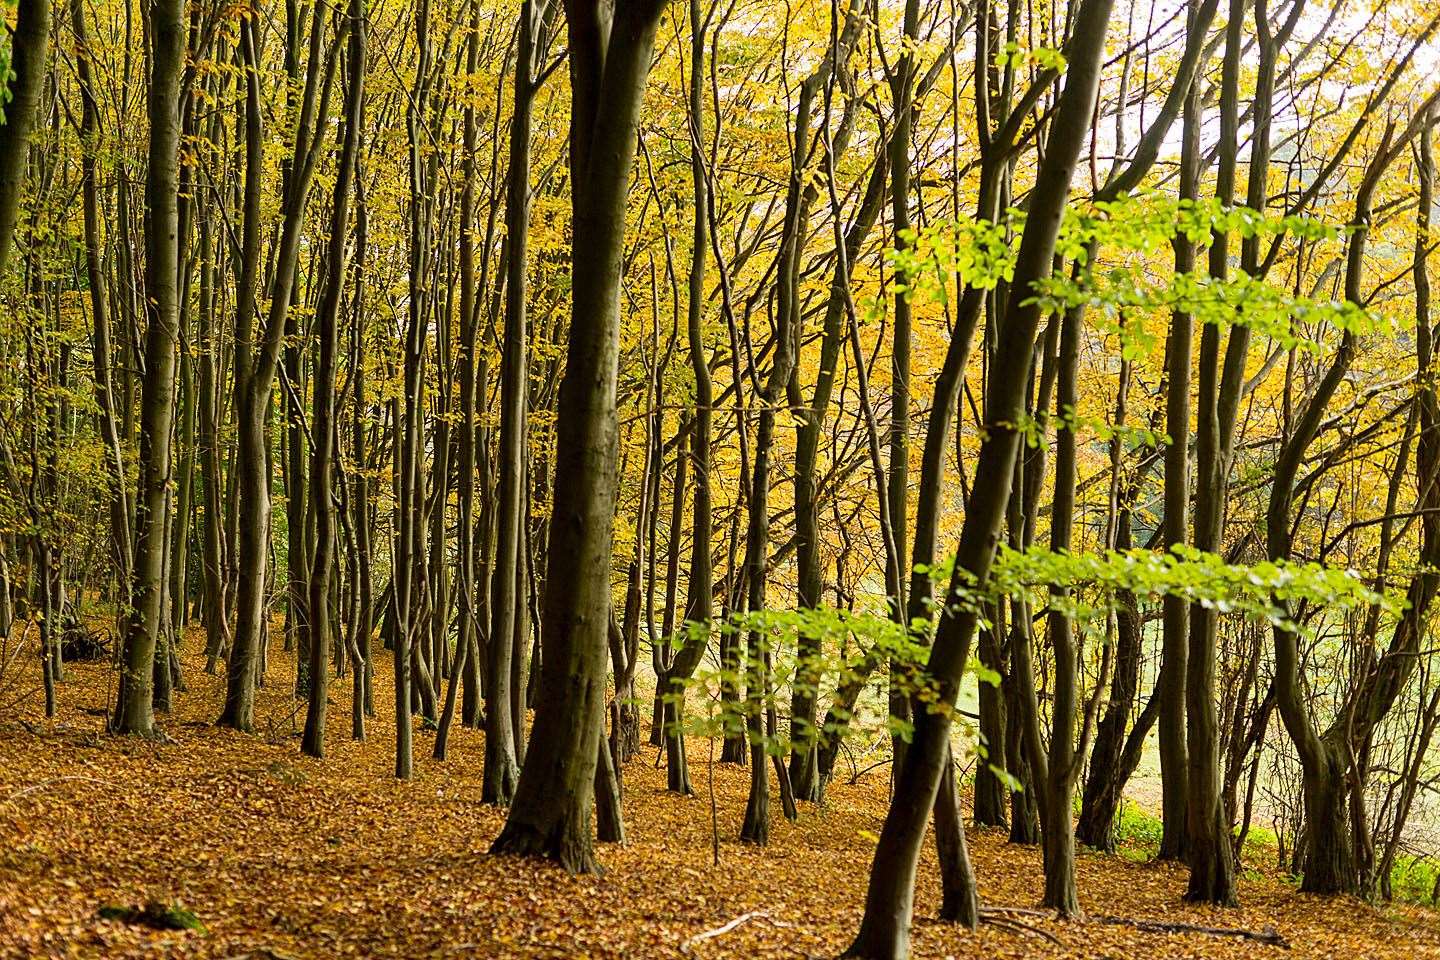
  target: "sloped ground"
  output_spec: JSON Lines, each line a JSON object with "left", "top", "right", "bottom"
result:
{"left": 1, "top": 632, "right": 1437, "bottom": 959}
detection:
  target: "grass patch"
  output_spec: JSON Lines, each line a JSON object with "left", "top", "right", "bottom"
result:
{"left": 1388, "top": 853, "right": 1440, "bottom": 905}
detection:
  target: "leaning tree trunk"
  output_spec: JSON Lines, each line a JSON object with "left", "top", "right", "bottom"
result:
{"left": 843, "top": 1, "right": 1113, "bottom": 951}
{"left": 1077, "top": 512, "right": 1153, "bottom": 851}
{"left": 1266, "top": 105, "right": 1433, "bottom": 896}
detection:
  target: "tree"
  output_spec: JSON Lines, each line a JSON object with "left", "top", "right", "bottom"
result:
{"left": 490, "top": 0, "right": 673, "bottom": 873}
{"left": 844, "top": 0, "right": 1114, "bottom": 951}
{"left": 303, "top": 0, "right": 367, "bottom": 760}
{"left": 113, "top": 0, "right": 187, "bottom": 737}
{"left": 485, "top": 0, "right": 558, "bottom": 806}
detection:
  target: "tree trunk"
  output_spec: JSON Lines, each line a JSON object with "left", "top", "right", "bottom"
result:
{"left": 1182, "top": 0, "right": 1239, "bottom": 899}
{"left": 0, "top": 0, "right": 50, "bottom": 276}
{"left": 844, "top": 2, "right": 1113, "bottom": 950}
{"left": 73, "top": 0, "right": 132, "bottom": 642}
{"left": 934, "top": 752, "right": 978, "bottom": 928}
{"left": 115, "top": 0, "right": 185, "bottom": 738}
{"left": 302, "top": 0, "right": 365, "bottom": 760}
{"left": 1077, "top": 526, "right": 1150, "bottom": 851}
{"left": 486, "top": 0, "right": 554, "bottom": 805}
{"left": 973, "top": 616, "right": 1008, "bottom": 827}
{"left": 490, "top": 0, "right": 668, "bottom": 873}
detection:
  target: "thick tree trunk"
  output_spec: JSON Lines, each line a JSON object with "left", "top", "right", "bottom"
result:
{"left": 934, "top": 753, "right": 978, "bottom": 929}
{"left": 973, "top": 618, "right": 1008, "bottom": 827}
{"left": 1297, "top": 743, "right": 1354, "bottom": 894}
{"left": 0, "top": 0, "right": 51, "bottom": 276}
{"left": 490, "top": 0, "right": 667, "bottom": 873}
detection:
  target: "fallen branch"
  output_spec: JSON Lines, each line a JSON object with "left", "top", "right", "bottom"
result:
{"left": 680, "top": 911, "right": 792, "bottom": 954}
{"left": 1093, "top": 914, "right": 1290, "bottom": 948}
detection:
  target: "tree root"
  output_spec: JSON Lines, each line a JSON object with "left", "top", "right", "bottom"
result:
{"left": 979, "top": 910, "right": 1063, "bottom": 945}
{"left": 1092, "top": 913, "right": 1290, "bottom": 948}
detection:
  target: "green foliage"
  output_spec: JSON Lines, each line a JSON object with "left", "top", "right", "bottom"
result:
{"left": 1387, "top": 854, "right": 1440, "bottom": 906}
{"left": 98, "top": 901, "right": 207, "bottom": 933}
{"left": 890, "top": 194, "right": 1368, "bottom": 369}
{"left": 1113, "top": 799, "right": 1164, "bottom": 852}
{"left": 0, "top": 4, "right": 13, "bottom": 127}
{"left": 993, "top": 40, "right": 1067, "bottom": 73}
{"left": 663, "top": 540, "right": 1393, "bottom": 775}
{"left": 1030, "top": 267, "right": 1377, "bottom": 359}
{"left": 662, "top": 605, "right": 952, "bottom": 757}
{"left": 948, "top": 543, "right": 1398, "bottom": 638}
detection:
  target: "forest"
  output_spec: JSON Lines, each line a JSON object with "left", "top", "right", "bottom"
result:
{"left": 3, "top": 0, "right": 1440, "bottom": 955}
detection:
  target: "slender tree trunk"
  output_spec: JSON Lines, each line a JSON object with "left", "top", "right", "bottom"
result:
{"left": 219, "top": 10, "right": 268, "bottom": 732}
{"left": 302, "top": 0, "right": 365, "bottom": 759}
{"left": 659, "top": 0, "right": 715, "bottom": 796}
{"left": 790, "top": 144, "right": 890, "bottom": 802}
{"left": 73, "top": 0, "right": 133, "bottom": 637}
{"left": 1181, "top": 18, "right": 1234, "bottom": 900}
{"left": 451, "top": 0, "right": 484, "bottom": 739}
{"left": 844, "top": 2, "right": 1113, "bottom": 950}
{"left": 486, "top": 0, "right": 554, "bottom": 805}
{"left": 115, "top": 0, "right": 186, "bottom": 737}
{"left": 1077, "top": 509, "right": 1153, "bottom": 850}
{"left": 885, "top": 0, "right": 921, "bottom": 773}
{"left": 349, "top": 184, "right": 374, "bottom": 733}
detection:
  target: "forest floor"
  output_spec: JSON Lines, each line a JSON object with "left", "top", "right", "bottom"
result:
{"left": 2, "top": 632, "right": 1439, "bottom": 959}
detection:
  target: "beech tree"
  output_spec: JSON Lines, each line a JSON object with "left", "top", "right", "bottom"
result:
{"left": 488, "top": 0, "right": 673, "bottom": 872}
